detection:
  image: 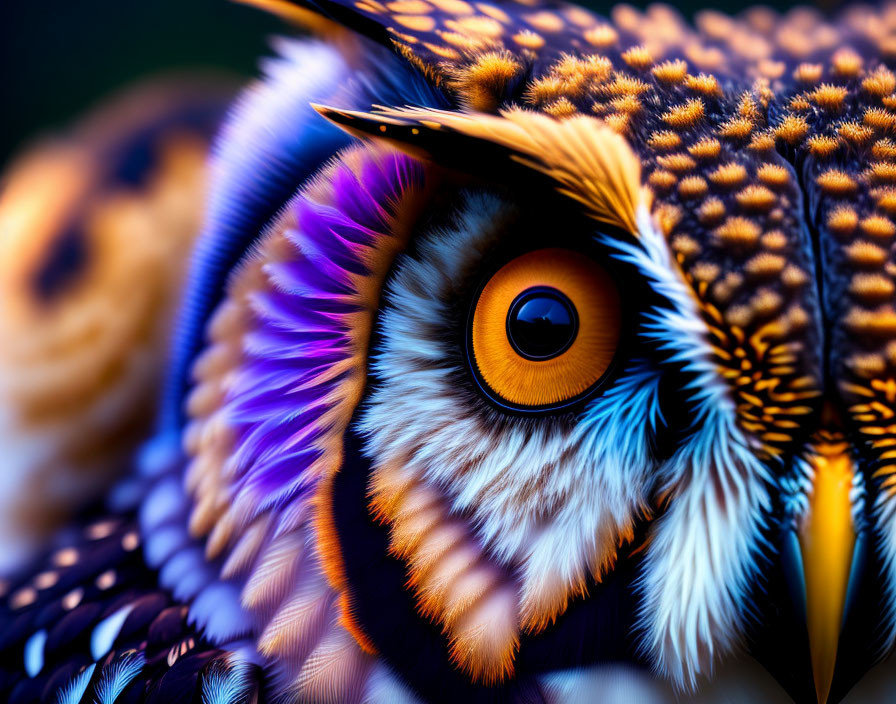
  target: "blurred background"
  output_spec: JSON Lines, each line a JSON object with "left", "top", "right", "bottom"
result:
{"left": 0, "top": 0, "right": 844, "bottom": 167}
{"left": 0, "top": 0, "right": 283, "bottom": 165}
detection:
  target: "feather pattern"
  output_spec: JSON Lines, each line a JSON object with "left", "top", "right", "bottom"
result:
{"left": 359, "top": 190, "right": 660, "bottom": 680}
{"left": 160, "top": 36, "right": 449, "bottom": 437}
{"left": 16, "top": 0, "right": 896, "bottom": 700}
{"left": 201, "top": 656, "right": 257, "bottom": 704}
{"left": 370, "top": 460, "right": 521, "bottom": 682}
{"left": 611, "top": 207, "right": 770, "bottom": 689}
{"left": 140, "top": 29, "right": 447, "bottom": 669}
{"left": 94, "top": 651, "right": 146, "bottom": 703}
{"left": 316, "top": 105, "right": 646, "bottom": 234}
{"left": 56, "top": 663, "right": 96, "bottom": 704}
{"left": 149, "top": 142, "right": 441, "bottom": 697}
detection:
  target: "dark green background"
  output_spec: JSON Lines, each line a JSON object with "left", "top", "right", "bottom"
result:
{"left": 0, "top": 1, "right": 282, "bottom": 165}
{"left": 0, "top": 0, "right": 835, "bottom": 166}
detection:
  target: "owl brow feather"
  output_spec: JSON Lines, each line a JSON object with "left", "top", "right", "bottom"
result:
{"left": 312, "top": 104, "right": 648, "bottom": 235}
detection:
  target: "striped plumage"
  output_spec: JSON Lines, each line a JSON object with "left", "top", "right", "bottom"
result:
{"left": 10, "top": 1, "right": 896, "bottom": 703}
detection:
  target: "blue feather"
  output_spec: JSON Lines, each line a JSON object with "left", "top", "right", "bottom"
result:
{"left": 94, "top": 651, "right": 145, "bottom": 703}
{"left": 91, "top": 603, "right": 136, "bottom": 661}
{"left": 56, "top": 663, "right": 96, "bottom": 704}
{"left": 201, "top": 657, "right": 255, "bottom": 704}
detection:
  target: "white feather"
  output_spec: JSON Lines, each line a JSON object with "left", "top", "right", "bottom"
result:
{"left": 614, "top": 207, "right": 769, "bottom": 690}
{"left": 360, "top": 192, "right": 659, "bottom": 592}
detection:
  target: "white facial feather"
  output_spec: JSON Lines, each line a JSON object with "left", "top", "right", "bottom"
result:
{"left": 613, "top": 207, "right": 770, "bottom": 690}
{"left": 361, "top": 195, "right": 773, "bottom": 689}
{"left": 360, "top": 191, "right": 664, "bottom": 629}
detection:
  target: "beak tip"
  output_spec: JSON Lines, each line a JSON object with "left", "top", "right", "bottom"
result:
{"left": 800, "top": 439, "right": 856, "bottom": 704}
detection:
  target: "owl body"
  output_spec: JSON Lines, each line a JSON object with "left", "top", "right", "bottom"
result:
{"left": 8, "top": 1, "right": 896, "bottom": 703}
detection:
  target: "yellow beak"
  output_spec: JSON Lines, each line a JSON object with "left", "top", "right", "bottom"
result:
{"left": 798, "top": 435, "right": 856, "bottom": 704}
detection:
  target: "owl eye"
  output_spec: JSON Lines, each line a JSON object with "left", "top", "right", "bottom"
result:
{"left": 469, "top": 248, "right": 621, "bottom": 410}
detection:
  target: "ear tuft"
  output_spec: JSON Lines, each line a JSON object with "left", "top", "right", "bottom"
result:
{"left": 314, "top": 104, "right": 647, "bottom": 234}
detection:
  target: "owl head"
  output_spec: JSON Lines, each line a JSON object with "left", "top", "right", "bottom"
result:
{"left": 138, "top": 1, "right": 896, "bottom": 702}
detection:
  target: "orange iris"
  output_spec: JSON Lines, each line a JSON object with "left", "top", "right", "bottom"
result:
{"left": 471, "top": 248, "right": 621, "bottom": 408}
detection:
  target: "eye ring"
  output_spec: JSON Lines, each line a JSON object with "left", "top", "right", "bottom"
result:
{"left": 465, "top": 248, "right": 622, "bottom": 414}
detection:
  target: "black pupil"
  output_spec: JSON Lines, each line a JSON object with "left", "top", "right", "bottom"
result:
{"left": 506, "top": 287, "right": 578, "bottom": 360}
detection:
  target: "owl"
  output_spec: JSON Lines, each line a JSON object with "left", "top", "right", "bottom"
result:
{"left": 8, "top": 0, "right": 896, "bottom": 703}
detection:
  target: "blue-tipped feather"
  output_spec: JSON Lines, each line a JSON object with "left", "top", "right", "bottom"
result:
{"left": 94, "top": 651, "right": 146, "bottom": 703}
{"left": 201, "top": 657, "right": 256, "bottom": 704}
{"left": 91, "top": 604, "right": 137, "bottom": 661}
{"left": 56, "top": 663, "right": 96, "bottom": 704}
{"left": 24, "top": 629, "right": 47, "bottom": 678}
